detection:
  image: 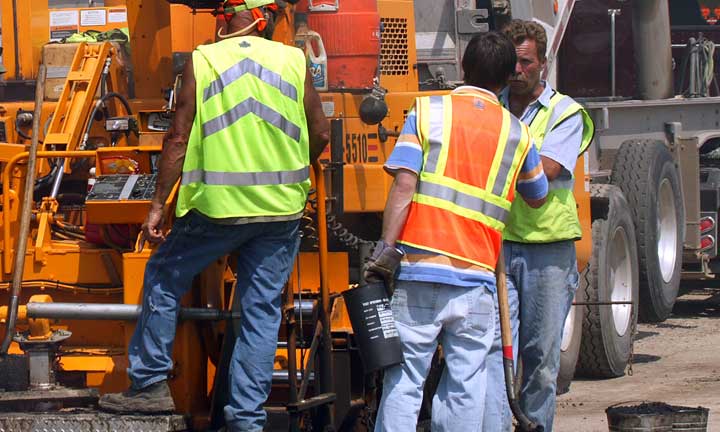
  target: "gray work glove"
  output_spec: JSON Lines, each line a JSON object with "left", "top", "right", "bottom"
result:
{"left": 362, "top": 240, "right": 404, "bottom": 295}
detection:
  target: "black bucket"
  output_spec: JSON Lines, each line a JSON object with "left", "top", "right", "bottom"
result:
{"left": 342, "top": 282, "right": 404, "bottom": 374}
{"left": 606, "top": 403, "right": 675, "bottom": 432}
{"left": 607, "top": 403, "right": 710, "bottom": 432}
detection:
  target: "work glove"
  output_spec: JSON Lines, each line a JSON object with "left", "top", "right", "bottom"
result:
{"left": 362, "top": 240, "right": 404, "bottom": 296}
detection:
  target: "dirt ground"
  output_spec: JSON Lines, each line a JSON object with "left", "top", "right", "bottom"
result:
{"left": 555, "top": 286, "right": 720, "bottom": 431}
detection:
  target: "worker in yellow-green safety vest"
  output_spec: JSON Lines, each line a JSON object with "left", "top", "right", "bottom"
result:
{"left": 483, "top": 20, "right": 594, "bottom": 432}
{"left": 99, "top": 2, "right": 330, "bottom": 431}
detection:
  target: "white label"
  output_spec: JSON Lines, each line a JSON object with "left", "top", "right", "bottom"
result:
{"left": 583, "top": 155, "right": 590, "bottom": 192}
{"left": 378, "top": 307, "right": 399, "bottom": 339}
{"left": 50, "top": 10, "right": 79, "bottom": 28}
{"left": 80, "top": 9, "right": 107, "bottom": 27}
{"left": 321, "top": 101, "right": 335, "bottom": 117}
{"left": 107, "top": 8, "right": 127, "bottom": 24}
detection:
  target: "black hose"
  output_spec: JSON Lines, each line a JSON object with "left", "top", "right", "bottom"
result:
{"left": 14, "top": 116, "right": 32, "bottom": 141}
{"left": 82, "top": 92, "right": 133, "bottom": 149}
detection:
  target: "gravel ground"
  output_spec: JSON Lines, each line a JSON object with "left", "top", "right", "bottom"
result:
{"left": 554, "top": 287, "right": 720, "bottom": 432}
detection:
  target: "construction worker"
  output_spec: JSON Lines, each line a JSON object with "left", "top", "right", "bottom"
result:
{"left": 98, "top": 1, "right": 330, "bottom": 431}
{"left": 483, "top": 20, "right": 594, "bottom": 432}
{"left": 366, "top": 31, "right": 548, "bottom": 431}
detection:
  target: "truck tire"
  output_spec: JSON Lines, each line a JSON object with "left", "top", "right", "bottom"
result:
{"left": 611, "top": 139, "right": 684, "bottom": 322}
{"left": 556, "top": 279, "right": 586, "bottom": 395}
{"left": 577, "top": 185, "right": 639, "bottom": 378}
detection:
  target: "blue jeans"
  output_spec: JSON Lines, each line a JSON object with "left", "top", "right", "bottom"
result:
{"left": 483, "top": 241, "right": 578, "bottom": 432}
{"left": 375, "top": 280, "right": 495, "bottom": 432}
{"left": 127, "top": 211, "right": 300, "bottom": 432}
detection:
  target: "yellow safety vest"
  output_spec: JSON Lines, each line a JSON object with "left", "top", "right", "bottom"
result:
{"left": 176, "top": 36, "right": 309, "bottom": 219}
{"left": 503, "top": 91, "right": 594, "bottom": 243}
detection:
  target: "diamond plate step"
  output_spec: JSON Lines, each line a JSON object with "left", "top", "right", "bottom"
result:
{"left": 0, "top": 410, "right": 189, "bottom": 432}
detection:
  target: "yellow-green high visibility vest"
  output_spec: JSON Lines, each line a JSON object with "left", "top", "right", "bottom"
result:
{"left": 176, "top": 36, "right": 310, "bottom": 219}
{"left": 503, "top": 91, "right": 595, "bottom": 243}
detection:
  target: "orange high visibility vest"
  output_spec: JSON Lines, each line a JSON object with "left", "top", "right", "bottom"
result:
{"left": 397, "top": 88, "right": 533, "bottom": 271}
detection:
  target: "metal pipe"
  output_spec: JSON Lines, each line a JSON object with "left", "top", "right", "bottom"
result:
{"left": 312, "top": 161, "right": 335, "bottom": 426}
{"left": 1, "top": 65, "right": 46, "bottom": 356}
{"left": 284, "top": 265, "right": 299, "bottom": 426}
{"left": 631, "top": 0, "right": 674, "bottom": 99}
{"left": 609, "top": 9, "right": 621, "bottom": 97}
{"left": 50, "top": 159, "right": 65, "bottom": 199}
{"left": 25, "top": 302, "right": 240, "bottom": 321}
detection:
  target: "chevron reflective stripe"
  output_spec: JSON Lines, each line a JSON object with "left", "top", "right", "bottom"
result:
{"left": 418, "top": 181, "right": 509, "bottom": 222}
{"left": 182, "top": 166, "right": 309, "bottom": 186}
{"left": 548, "top": 178, "right": 574, "bottom": 191}
{"left": 492, "top": 115, "right": 523, "bottom": 196}
{"left": 202, "top": 97, "right": 301, "bottom": 141}
{"left": 203, "top": 58, "right": 298, "bottom": 103}
{"left": 424, "top": 96, "right": 445, "bottom": 174}
{"left": 544, "top": 95, "right": 576, "bottom": 136}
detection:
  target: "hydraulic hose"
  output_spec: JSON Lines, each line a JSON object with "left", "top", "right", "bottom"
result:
{"left": 496, "top": 250, "right": 544, "bottom": 432}
{"left": 81, "top": 91, "right": 133, "bottom": 149}
{"left": 0, "top": 64, "right": 46, "bottom": 356}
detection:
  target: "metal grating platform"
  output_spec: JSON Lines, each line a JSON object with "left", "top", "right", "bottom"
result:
{"left": 0, "top": 410, "right": 189, "bottom": 432}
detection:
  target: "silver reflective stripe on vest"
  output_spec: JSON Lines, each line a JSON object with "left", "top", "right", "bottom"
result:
{"left": 492, "top": 115, "right": 523, "bottom": 196}
{"left": 182, "top": 166, "right": 309, "bottom": 186}
{"left": 544, "top": 95, "right": 576, "bottom": 137}
{"left": 203, "top": 58, "right": 299, "bottom": 103}
{"left": 202, "top": 97, "right": 301, "bottom": 141}
{"left": 548, "top": 177, "right": 574, "bottom": 191}
{"left": 419, "top": 181, "right": 509, "bottom": 222}
{"left": 424, "top": 96, "right": 445, "bottom": 174}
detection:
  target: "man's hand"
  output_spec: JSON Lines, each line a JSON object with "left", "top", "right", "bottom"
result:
{"left": 141, "top": 206, "right": 166, "bottom": 247}
{"left": 363, "top": 240, "right": 405, "bottom": 288}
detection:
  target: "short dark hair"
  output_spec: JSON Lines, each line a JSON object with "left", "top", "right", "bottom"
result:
{"left": 462, "top": 31, "right": 517, "bottom": 89}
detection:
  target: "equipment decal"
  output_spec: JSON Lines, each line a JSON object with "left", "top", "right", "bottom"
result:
{"left": 345, "top": 133, "right": 369, "bottom": 163}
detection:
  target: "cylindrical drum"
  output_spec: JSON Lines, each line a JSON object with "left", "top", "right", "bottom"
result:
{"left": 342, "top": 282, "right": 404, "bottom": 373}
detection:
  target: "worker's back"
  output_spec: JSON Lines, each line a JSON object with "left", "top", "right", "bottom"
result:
{"left": 177, "top": 36, "right": 311, "bottom": 219}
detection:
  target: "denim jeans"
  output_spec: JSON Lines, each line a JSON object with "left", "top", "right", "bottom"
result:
{"left": 375, "top": 280, "right": 495, "bottom": 432}
{"left": 127, "top": 211, "right": 300, "bottom": 432}
{"left": 482, "top": 241, "right": 578, "bottom": 432}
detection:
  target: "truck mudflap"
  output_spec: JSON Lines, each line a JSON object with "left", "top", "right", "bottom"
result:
{"left": 0, "top": 411, "right": 189, "bottom": 432}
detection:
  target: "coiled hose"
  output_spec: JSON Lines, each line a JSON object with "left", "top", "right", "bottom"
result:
{"left": 303, "top": 188, "right": 374, "bottom": 250}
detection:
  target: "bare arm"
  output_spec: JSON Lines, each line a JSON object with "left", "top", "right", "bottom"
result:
{"left": 142, "top": 58, "right": 196, "bottom": 244}
{"left": 540, "top": 156, "right": 563, "bottom": 181}
{"left": 303, "top": 70, "right": 330, "bottom": 162}
{"left": 381, "top": 169, "right": 418, "bottom": 246}
{"left": 152, "top": 58, "right": 196, "bottom": 210}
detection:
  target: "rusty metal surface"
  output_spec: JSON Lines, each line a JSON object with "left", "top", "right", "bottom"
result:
{"left": 0, "top": 410, "right": 189, "bottom": 432}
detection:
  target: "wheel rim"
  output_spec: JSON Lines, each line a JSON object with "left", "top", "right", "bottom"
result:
{"left": 657, "top": 178, "right": 678, "bottom": 283}
{"left": 561, "top": 301, "right": 575, "bottom": 352}
{"left": 610, "top": 225, "right": 633, "bottom": 336}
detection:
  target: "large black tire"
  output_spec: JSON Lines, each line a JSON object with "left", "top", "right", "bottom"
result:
{"left": 611, "top": 139, "right": 684, "bottom": 322}
{"left": 577, "top": 185, "right": 639, "bottom": 378}
{"left": 556, "top": 277, "right": 586, "bottom": 395}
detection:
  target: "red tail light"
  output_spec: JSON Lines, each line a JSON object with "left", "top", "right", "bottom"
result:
{"left": 700, "top": 216, "right": 716, "bottom": 234}
{"left": 701, "top": 235, "right": 715, "bottom": 251}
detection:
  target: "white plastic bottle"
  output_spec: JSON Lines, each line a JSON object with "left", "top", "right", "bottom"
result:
{"left": 307, "top": 31, "right": 328, "bottom": 91}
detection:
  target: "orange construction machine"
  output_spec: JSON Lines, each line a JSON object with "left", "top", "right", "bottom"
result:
{"left": 11, "top": 0, "right": 711, "bottom": 430}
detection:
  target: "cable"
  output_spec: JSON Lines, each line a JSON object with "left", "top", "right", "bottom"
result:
{"left": 0, "top": 280, "right": 122, "bottom": 295}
